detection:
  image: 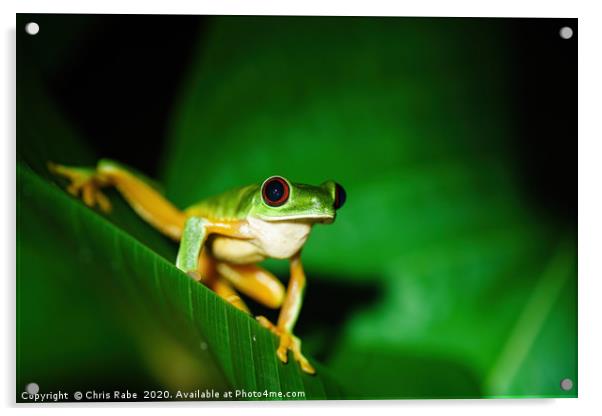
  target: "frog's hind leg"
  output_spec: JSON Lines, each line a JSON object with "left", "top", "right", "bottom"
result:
{"left": 206, "top": 261, "right": 285, "bottom": 315}
{"left": 215, "top": 263, "right": 285, "bottom": 309}
{"left": 197, "top": 250, "right": 250, "bottom": 313}
{"left": 49, "top": 159, "right": 186, "bottom": 240}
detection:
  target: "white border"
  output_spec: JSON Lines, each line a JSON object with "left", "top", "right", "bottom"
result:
{"left": 6, "top": 0, "right": 584, "bottom": 17}
{"left": 3, "top": 1, "right": 601, "bottom": 415}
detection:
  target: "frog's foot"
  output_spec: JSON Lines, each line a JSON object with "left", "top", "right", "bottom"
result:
{"left": 256, "top": 316, "right": 315, "bottom": 375}
{"left": 48, "top": 162, "right": 112, "bottom": 213}
{"left": 212, "top": 277, "right": 250, "bottom": 314}
{"left": 223, "top": 293, "right": 250, "bottom": 313}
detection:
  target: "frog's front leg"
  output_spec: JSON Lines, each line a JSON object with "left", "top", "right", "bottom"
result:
{"left": 176, "top": 216, "right": 249, "bottom": 282}
{"left": 176, "top": 217, "right": 209, "bottom": 281}
{"left": 256, "top": 252, "right": 315, "bottom": 375}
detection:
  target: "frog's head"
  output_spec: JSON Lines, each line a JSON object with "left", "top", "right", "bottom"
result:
{"left": 250, "top": 176, "right": 346, "bottom": 223}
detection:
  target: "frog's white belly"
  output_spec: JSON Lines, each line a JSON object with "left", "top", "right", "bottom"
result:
{"left": 210, "top": 217, "right": 312, "bottom": 264}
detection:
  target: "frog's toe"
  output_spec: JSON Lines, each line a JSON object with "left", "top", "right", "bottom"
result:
{"left": 276, "top": 334, "right": 291, "bottom": 363}
{"left": 299, "top": 357, "right": 315, "bottom": 375}
{"left": 277, "top": 332, "right": 315, "bottom": 373}
{"left": 64, "top": 177, "right": 89, "bottom": 196}
{"left": 290, "top": 335, "right": 315, "bottom": 374}
{"left": 94, "top": 190, "right": 112, "bottom": 213}
{"left": 255, "top": 316, "right": 288, "bottom": 362}
{"left": 81, "top": 183, "right": 96, "bottom": 207}
{"left": 48, "top": 162, "right": 112, "bottom": 213}
{"left": 255, "top": 318, "right": 316, "bottom": 374}
{"left": 77, "top": 182, "right": 112, "bottom": 213}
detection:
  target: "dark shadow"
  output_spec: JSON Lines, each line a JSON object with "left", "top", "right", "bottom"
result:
{"left": 17, "top": 13, "right": 206, "bottom": 177}
{"left": 506, "top": 18, "right": 577, "bottom": 226}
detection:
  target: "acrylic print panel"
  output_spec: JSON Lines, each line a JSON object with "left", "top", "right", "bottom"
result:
{"left": 16, "top": 14, "right": 577, "bottom": 402}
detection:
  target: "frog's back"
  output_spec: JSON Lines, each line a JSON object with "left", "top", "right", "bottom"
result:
{"left": 184, "top": 184, "right": 259, "bottom": 221}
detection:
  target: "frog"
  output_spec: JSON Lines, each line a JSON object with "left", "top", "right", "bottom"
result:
{"left": 48, "top": 159, "right": 346, "bottom": 375}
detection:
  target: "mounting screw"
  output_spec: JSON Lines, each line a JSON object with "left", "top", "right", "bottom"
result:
{"left": 559, "top": 26, "right": 573, "bottom": 40}
{"left": 560, "top": 378, "right": 573, "bottom": 391}
{"left": 25, "top": 22, "right": 40, "bottom": 36}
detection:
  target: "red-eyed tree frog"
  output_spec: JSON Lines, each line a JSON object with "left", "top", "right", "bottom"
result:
{"left": 48, "top": 159, "right": 346, "bottom": 375}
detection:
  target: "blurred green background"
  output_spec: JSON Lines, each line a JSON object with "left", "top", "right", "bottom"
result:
{"left": 17, "top": 15, "right": 577, "bottom": 400}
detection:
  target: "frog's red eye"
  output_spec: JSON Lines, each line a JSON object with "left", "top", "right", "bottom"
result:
{"left": 334, "top": 183, "right": 346, "bottom": 210}
{"left": 262, "top": 176, "right": 290, "bottom": 207}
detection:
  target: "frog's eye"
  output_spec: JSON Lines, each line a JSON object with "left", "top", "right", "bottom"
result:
{"left": 262, "top": 176, "right": 290, "bottom": 207}
{"left": 334, "top": 183, "right": 346, "bottom": 210}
